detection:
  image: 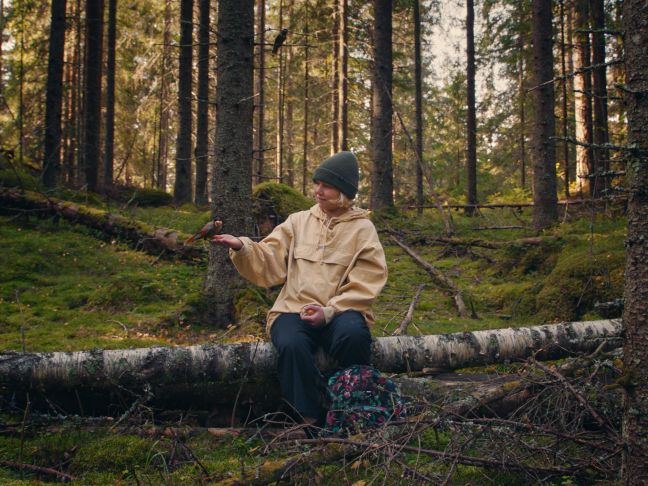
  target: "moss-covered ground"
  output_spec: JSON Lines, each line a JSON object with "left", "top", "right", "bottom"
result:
{"left": 0, "top": 186, "right": 626, "bottom": 483}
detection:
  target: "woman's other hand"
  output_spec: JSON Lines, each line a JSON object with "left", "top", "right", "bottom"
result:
{"left": 211, "top": 234, "right": 244, "bottom": 251}
{"left": 300, "top": 305, "right": 326, "bottom": 327}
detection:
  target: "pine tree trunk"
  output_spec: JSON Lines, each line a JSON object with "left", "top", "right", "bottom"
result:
{"left": 156, "top": 0, "right": 171, "bottom": 191}
{"left": 174, "top": 0, "right": 194, "bottom": 204}
{"left": 371, "top": 0, "right": 394, "bottom": 210}
{"left": 0, "top": 0, "right": 4, "bottom": 101}
{"left": 339, "top": 0, "right": 348, "bottom": 151}
{"left": 253, "top": 0, "right": 265, "bottom": 184}
{"left": 83, "top": 0, "right": 103, "bottom": 192}
{"left": 204, "top": 0, "right": 255, "bottom": 327}
{"left": 103, "top": 0, "right": 116, "bottom": 188}
{"left": 590, "top": 0, "right": 608, "bottom": 198}
{"left": 413, "top": 0, "right": 424, "bottom": 214}
{"left": 559, "top": 0, "right": 570, "bottom": 198}
{"left": 517, "top": 5, "right": 527, "bottom": 190}
{"left": 301, "top": 9, "right": 310, "bottom": 195}
{"left": 465, "top": 0, "right": 477, "bottom": 215}
{"left": 573, "top": 0, "right": 593, "bottom": 196}
{"left": 531, "top": 0, "right": 558, "bottom": 230}
{"left": 194, "top": 0, "right": 210, "bottom": 205}
{"left": 621, "top": 1, "right": 648, "bottom": 482}
{"left": 73, "top": 0, "right": 83, "bottom": 186}
{"left": 42, "top": 0, "right": 68, "bottom": 189}
{"left": 331, "top": 0, "right": 339, "bottom": 154}
{"left": 275, "top": 0, "right": 285, "bottom": 182}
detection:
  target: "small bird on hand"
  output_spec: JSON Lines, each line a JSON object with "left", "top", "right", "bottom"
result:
{"left": 272, "top": 28, "right": 288, "bottom": 55}
{"left": 185, "top": 219, "right": 223, "bottom": 244}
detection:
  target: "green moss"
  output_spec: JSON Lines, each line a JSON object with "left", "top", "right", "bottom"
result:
{"left": 70, "top": 434, "right": 162, "bottom": 474}
{"left": 252, "top": 182, "right": 312, "bottom": 220}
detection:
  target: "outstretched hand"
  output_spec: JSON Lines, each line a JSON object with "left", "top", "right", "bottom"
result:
{"left": 300, "top": 304, "right": 326, "bottom": 328}
{"left": 211, "top": 234, "right": 244, "bottom": 251}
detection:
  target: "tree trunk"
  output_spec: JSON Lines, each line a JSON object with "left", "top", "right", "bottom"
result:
{"left": 301, "top": 9, "right": 310, "bottom": 195}
{"left": 531, "top": 0, "right": 558, "bottom": 231}
{"left": 370, "top": 0, "right": 394, "bottom": 210}
{"left": 275, "top": 0, "right": 285, "bottom": 182}
{"left": 174, "top": 0, "right": 194, "bottom": 204}
{"left": 103, "top": 0, "right": 116, "bottom": 188}
{"left": 413, "top": 0, "right": 424, "bottom": 214}
{"left": 73, "top": 0, "right": 83, "bottom": 185}
{"left": 83, "top": 0, "right": 103, "bottom": 192}
{"left": 621, "top": 0, "right": 648, "bottom": 482}
{"left": 339, "top": 0, "right": 348, "bottom": 151}
{"left": 465, "top": 0, "right": 477, "bottom": 215}
{"left": 156, "top": 0, "right": 171, "bottom": 191}
{"left": 0, "top": 0, "right": 3, "bottom": 101}
{"left": 42, "top": 0, "right": 68, "bottom": 189}
{"left": 331, "top": 0, "right": 339, "bottom": 154}
{"left": 204, "top": 0, "right": 255, "bottom": 326}
{"left": 253, "top": 0, "right": 265, "bottom": 185}
{"left": 573, "top": 0, "right": 593, "bottom": 196}
{"left": 559, "top": 0, "right": 570, "bottom": 198}
{"left": 0, "top": 320, "right": 621, "bottom": 414}
{"left": 194, "top": 0, "right": 210, "bottom": 206}
{"left": 590, "top": 0, "right": 608, "bottom": 198}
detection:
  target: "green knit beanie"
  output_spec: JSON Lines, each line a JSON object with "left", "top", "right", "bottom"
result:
{"left": 312, "top": 151, "right": 359, "bottom": 199}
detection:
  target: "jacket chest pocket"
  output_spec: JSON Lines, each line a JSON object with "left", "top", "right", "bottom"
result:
{"left": 294, "top": 245, "right": 354, "bottom": 268}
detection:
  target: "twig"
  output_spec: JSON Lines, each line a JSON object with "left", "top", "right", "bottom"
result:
{"left": 393, "top": 284, "right": 425, "bottom": 336}
{"left": 527, "top": 59, "right": 623, "bottom": 92}
{"left": 0, "top": 460, "right": 76, "bottom": 481}
{"left": 109, "top": 384, "right": 153, "bottom": 431}
{"left": 231, "top": 340, "right": 260, "bottom": 428}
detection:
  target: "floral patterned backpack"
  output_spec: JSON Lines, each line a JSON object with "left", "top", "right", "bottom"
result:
{"left": 325, "top": 365, "right": 405, "bottom": 434}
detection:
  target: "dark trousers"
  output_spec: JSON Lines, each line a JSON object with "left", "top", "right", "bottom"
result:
{"left": 270, "top": 310, "right": 372, "bottom": 421}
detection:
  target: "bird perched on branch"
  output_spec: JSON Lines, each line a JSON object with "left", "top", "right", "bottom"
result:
{"left": 185, "top": 219, "right": 223, "bottom": 244}
{"left": 272, "top": 28, "right": 288, "bottom": 55}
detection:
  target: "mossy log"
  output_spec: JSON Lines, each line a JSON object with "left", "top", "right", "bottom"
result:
{"left": 0, "top": 188, "right": 204, "bottom": 260}
{"left": 0, "top": 320, "right": 620, "bottom": 417}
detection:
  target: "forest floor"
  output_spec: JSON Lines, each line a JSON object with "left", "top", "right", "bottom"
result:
{"left": 0, "top": 184, "right": 627, "bottom": 484}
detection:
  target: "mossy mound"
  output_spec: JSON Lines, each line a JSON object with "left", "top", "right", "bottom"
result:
{"left": 70, "top": 434, "right": 159, "bottom": 474}
{"left": 106, "top": 184, "right": 173, "bottom": 207}
{"left": 87, "top": 273, "right": 173, "bottom": 310}
{"left": 252, "top": 182, "right": 312, "bottom": 234}
{"left": 535, "top": 235, "right": 625, "bottom": 322}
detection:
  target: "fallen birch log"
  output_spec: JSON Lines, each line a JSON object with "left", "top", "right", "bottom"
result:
{"left": 0, "top": 320, "right": 621, "bottom": 416}
{"left": 0, "top": 188, "right": 205, "bottom": 260}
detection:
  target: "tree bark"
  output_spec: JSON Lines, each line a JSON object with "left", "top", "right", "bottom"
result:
{"left": 103, "top": 0, "right": 117, "bottom": 188}
{"left": 339, "top": 0, "right": 348, "bottom": 151}
{"left": 589, "top": 0, "right": 608, "bottom": 198}
{"left": 621, "top": 0, "right": 648, "bottom": 482}
{"left": 42, "top": 0, "right": 67, "bottom": 189}
{"left": 156, "top": 0, "right": 171, "bottom": 191}
{"left": 413, "top": 0, "right": 424, "bottom": 214}
{"left": 301, "top": 8, "right": 310, "bottom": 195}
{"left": 253, "top": 0, "right": 265, "bottom": 185}
{"left": 0, "top": 320, "right": 621, "bottom": 413}
{"left": 331, "top": 0, "right": 339, "bottom": 154}
{"left": 82, "top": 0, "right": 104, "bottom": 192}
{"left": 465, "top": 0, "right": 477, "bottom": 216}
{"left": 194, "top": 0, "right": 210, "bottom": 206}
{"left": 174, "top": 0, "right": 194, "bottom": 204}
{"left": 559, "top": 0, "right": 570, "bottom": 198}
{"left": 573, "top": 0, "right": 594, "bottom": 196}
{"left": 204, "top": 0, "right": 255, "bottom": 326}
{"left": 531, "top": 0, "right": 558, "bottom": 231}
{"left": 371, "top": 0, "right": 394, "bottom": 210}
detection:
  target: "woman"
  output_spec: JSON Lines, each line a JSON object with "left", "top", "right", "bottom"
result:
{"left": 212, "top": 151, "right": 388, "bottom": 425}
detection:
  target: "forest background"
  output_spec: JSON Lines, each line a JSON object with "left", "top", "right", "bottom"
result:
{"left": 1, "top": 0, "right": 647, "bottom": 484}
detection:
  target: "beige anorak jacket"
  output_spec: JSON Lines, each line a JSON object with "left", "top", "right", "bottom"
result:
{"left": 230, "top": 205, "right": 388, "bottom": 333}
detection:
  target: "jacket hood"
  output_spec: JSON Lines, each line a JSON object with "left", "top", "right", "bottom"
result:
{"left": 309, "top": 204, "right": 368, "bottom": 224}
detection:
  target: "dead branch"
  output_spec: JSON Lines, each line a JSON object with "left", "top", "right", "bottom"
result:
{"left": 393, "top": 284, "right": 425, "bottom": 336}
{"left": 390, "top": 235, "right": 470, "bottom": 318}
{"left": 0, "top": 460, "right": 76, "bottom": 481}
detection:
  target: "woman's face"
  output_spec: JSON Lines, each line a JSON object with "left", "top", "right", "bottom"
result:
{"left": 314, "top": 181, "right": 344, "bottom": 216}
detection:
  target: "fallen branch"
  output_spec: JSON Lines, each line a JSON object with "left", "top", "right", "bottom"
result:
{"left": 392, "top": 284, "right": 425, "bottom": 336}
{"left": 390, "top": 235, "right": 470, "bottom": 318}
{"left": 0, "top": 460, "right": 76, "bottom": 481}
{"left": 406, "top": 234, "right": 559, "bottom": 250}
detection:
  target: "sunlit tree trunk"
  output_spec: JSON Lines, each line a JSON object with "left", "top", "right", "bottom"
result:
{"left": 531, "top": 0, "right": 557, "bottom": 230}
{"left": 275, "top": 0, "right": 285, "bottom": 182}
{"left": 156, "top": 0, "right": 171, "bottom": 191}
{"left": 465, "top": 0, "right": 477, "bottom": 215}
{"left": 331, "top": 0, "right": 339, "bottom": 154}
{"left": 301, "top": 9, "right": 310, "bottom": 195}
{"left": 83, "top": 0, "right": 104, "bottom": 192}
{"left": 590, "top": 0, "right": 608, "bottom": 197}
{"left": 42, "top": 0, "right": 67, "bottom": 188}
{"left": 370, "top": 0, "right": 394, "bottom": 210}
{"left": 573, "top": 0, "right": 593, "bottom": 196}
{"left": 413, "top": 0, "right": 423, "bottom": 213}
{"left": 174, "top": 0, "right": 194, "bottom": 204}
{"left": 559, "top": 0, "right": 570, "bottom": 198}
{"left": 204, "top": 0, "right": 254, "bottom": 326}
{"left": 195, "top": 0, "right": 210, "bottom": 205}
{"left": 621, "top": 0, "right": 648, "bottom": 482}
{"left": 103, "top": 0, "right": 117, "bottom": 188}
{"left": 339, "top": 0, "right": 348, "bottom": 151}
{"left": 253, "top": 0, "right": 265, "bottom": 184}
